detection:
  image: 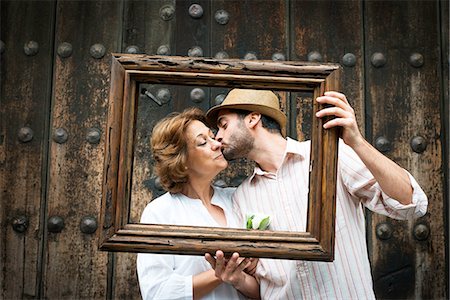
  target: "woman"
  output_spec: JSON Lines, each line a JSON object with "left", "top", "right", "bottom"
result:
{"left": 136, "top": 108, "right": 259, "bottom": 300}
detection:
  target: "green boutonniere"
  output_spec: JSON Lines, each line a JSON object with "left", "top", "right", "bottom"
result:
{"left": 246, "top": 213, "right": 271, "bottom": 230}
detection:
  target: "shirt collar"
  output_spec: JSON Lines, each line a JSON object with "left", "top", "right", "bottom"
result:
{"left": 249, "top": 137, "right": 306, "bottom": 181}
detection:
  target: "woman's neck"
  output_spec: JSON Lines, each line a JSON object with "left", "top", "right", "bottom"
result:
{"left": 181, "top": 178, "right": 214, "bottom": 206}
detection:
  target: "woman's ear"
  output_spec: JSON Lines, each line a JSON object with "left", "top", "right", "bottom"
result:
{"left": 246, "top": 112, "right": 262, "bottom": 129}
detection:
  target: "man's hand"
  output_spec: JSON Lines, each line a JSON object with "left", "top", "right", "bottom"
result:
{"left": 205, "top": 250, "right": 250, "bottom": 289}
{"left": 316, "top": 91, "right": 363, "bottom": 148}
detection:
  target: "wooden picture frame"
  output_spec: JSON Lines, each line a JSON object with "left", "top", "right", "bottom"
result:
{"left": 98, "top": 54, "right": 341, "bottom": 261}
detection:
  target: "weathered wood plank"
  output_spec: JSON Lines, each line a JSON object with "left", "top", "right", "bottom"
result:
{"left": 43, "top": 1, "right": 121, "bottom": 299}
{"left": 364, "top": 1, "right": 445, "bottom": 298}
{"left": 291, "top": 0, "right": 364, "bottom": 140}
{"left": 0, "top": 1, "right": 55, "bottom": 298}
{"left": 114, "top": 1, "right": 177, "bottom": 299}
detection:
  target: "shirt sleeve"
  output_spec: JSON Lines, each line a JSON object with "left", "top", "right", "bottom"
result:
{"left": 137, "top": 253, "right": 192, "bottom": 300}
{"left": 339, "top": 141, "right": 428, "bottom": 220}
{"left": 137, "top": 199, "right": 193, "bottom": 300}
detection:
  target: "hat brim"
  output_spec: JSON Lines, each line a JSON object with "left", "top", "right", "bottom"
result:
{"left": 206, "top": 103, "right": 287, "bottom": 136}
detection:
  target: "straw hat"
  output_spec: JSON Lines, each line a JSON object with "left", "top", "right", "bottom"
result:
{"left": 206, "top": 89, "right": 287, "bottom": 135}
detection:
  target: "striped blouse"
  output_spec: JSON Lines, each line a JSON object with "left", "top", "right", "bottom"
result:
{"left": 232, "top": 138, "right": 428, "bottom": 300}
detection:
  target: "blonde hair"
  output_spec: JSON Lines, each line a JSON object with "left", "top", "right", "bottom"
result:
{"left": 151, "top": 107, "right": 207, "bottom": 193}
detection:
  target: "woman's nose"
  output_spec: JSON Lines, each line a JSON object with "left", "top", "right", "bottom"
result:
{"left": 211, "top": 139, "right": 222, "bottom": 150}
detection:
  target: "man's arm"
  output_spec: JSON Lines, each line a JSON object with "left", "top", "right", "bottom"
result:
{"left": 316, "top": 91, "right": 413, "bottom": 205}
{"left": 205, "top": 251, "right": 260, "bottom": 299}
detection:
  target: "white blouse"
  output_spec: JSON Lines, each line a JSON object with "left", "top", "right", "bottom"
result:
{"left": 137, "top": 186, "right": 246, "bottom": 300}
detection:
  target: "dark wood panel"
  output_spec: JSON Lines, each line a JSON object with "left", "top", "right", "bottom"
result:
{"left": 209, "top": 0, "right": 287, "bottom": 185}
{"left": 210, "top": 0, "right": 287, "bottom": 60}
{"left": 123, "top": 0, "right": 176, "bottom": 56}
{"left": 0, "top": 1, "right": 55, "bottom": 298}
{"left": 43, "top": 1, "right": 122, "bottom": 299}
{"left": 115, "top": 1, "right": 178, "bottom": 298}
{"left": 364, "top": 1, "right": 445, "bottom": 298}
{"left": 291, "top": 0, "right": 364, "bottom": 140}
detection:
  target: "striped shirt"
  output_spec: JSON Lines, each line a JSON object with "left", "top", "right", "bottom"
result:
{"left": 232, "top": 138, "right": 428, "bottom": 299}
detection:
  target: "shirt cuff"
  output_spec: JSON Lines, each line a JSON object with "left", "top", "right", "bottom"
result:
{"left": 381, "top": 170, "right": 428, "bottom": 219}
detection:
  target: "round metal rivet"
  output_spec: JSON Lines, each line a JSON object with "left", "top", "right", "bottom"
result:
{"left": 409, "top": 53, "right": 424, "bottom": 68}
{"left": 156, "top": 88, "right": 171, "bottom": 104}
{"left": 375, "top": 136, "right": 391, "bottom": 153}
{"left": 214, "top": 93, "right": 226, "bottom": 105}
{"left": 410, "top": 136, "right": 427, "bottom": 153}
{"left": 57, "top": 42, "right": 73, "bottom": 58}
{"left": 413, "top": 223, "right": 430, "bottom": 241}
{"left": 90, "top": 43, "right": 106, "bottom": 59}
{"left": 86, "top": 128, "right": 101, "bottom": 144}
{"left": 160, "top": 5, "right": 175, "bottom": 21}
{"left": 190, "top": 88, "right": 205, "bottom": 103}
{"left": 24, "top": 41, "right": 39, "bottom": 56}
{"left": 307, "top": 51, "right": 322, "bottom": 62}
{"left": 342, "top": 53, "right": 356, "bottom": 67}
{"left": 12, "top": 215, "right": 29, "bottom": 233}
{"left": 188, "top": 46, "right": 203, "bottom": 57}
{"left": 1, "top": 40, "right": 5, "bottom": 54}
{"left": 272, "top": 52, "right": 286, "bottom": 61}
{"left": 53, "top": 128, "right": 68, "bottom": 144}
{"left": 244, "top": 52, "right": 257, "bottom": 60}
{"left": 213, "top": 179, "right": 227, "bottom": 188}
{"left": 371, "top": 52, "right": 386, "bottom": 68}
{"left": 80, "top": 216, "right": 98, "bottom": 234}
{"left": 376, "top": 223, "right": 393, "bottom": 240}
{"left": 215, "top": 51, "right": 229, "bottom": 59}
{"left": 157, "top": 45, "right": 171, "bottom": 55}
{"left": 47, "top": 216, "right": 65, "bottom": 233}
{"left": 189, "top": 4, "right": 203, "bottom": 19}
{"left": 18, "top": 127, "right": 34, "bottom": 143}
{"left": 215, "top": 9, "right": 229, "bottom": 25}
{"left": 154, "top": 177, "right": 164, "bottom": 191}
{"left": 125, "top": 45, "right": 140, "bottom": 54}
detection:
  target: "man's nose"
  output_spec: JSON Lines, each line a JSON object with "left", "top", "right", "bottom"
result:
{"left": 215, "top": 129, "right": 223, "bottom": 142}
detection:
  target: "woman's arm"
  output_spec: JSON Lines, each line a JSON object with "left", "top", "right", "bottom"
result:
{"left": 193, "top": 269, "right": 223, "bottom": 299}
{"left": 205, "top": 251, "right": 260, "bottom": 299}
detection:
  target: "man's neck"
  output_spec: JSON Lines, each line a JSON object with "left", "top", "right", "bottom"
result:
{"left": 248, "top": 133, "right": 287, "bottom": 174}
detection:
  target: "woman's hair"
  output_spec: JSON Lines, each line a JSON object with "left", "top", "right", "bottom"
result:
{"left": 151, "top": 107, "right": 207, "bottom": 193}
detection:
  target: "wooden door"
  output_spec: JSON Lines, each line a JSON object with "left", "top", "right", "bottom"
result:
{"left": 1, "top": 0, "right": 447, "bottom": 299}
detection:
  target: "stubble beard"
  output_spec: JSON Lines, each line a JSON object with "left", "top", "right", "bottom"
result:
{"left": 222, "top": 126, "right": 254, "bottom": 161}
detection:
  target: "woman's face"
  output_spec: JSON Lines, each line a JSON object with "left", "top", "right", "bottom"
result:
{"left": 185, "top": 120, "right": 228, "bottom": 179}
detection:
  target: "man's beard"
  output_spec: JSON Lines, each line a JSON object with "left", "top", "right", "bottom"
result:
{"left": 222, "top": 126, "right": 254, "bottom": 161}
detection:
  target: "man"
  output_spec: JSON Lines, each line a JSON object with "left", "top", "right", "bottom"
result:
{"left": 204, "top": 89, "right": 428, "bottom": 299}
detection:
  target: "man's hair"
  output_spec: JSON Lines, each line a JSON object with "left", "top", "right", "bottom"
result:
{"left": 233, "top": 109, "right": 282, "bottom": 134}
{"left": 151, "top": 107, "right": 207, "bottom": 193}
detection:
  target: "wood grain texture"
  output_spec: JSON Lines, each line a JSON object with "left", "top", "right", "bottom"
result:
{"left": 43, "top": 1, "right": 121, "bottom": 299}
{"left": 291, "top": 0, "right": 364, "bottom": 140}
{"left": 364, "top": 1, "right": 445, "bottom": 298}
{"left": 0, "top": 1, "right": 55, "bottom": 298}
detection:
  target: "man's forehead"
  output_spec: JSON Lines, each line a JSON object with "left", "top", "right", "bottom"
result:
{"left": 217, "top": 109, "right": 236, "bottom": 122}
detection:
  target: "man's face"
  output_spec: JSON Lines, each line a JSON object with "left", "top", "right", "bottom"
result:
{"left": 215, "top": 109, "right": 255, "bottom": 161}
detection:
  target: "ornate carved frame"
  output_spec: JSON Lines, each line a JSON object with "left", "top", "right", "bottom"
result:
{"left": 98, "top": 54, "right": 341, "bottom": 261}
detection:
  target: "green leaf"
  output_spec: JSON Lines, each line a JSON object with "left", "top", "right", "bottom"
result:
{"left": 246, "top": 215, "right": 254, "bottom": 230}
{"left": 258, "top": 216, "right": 270, "bottom": 230}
